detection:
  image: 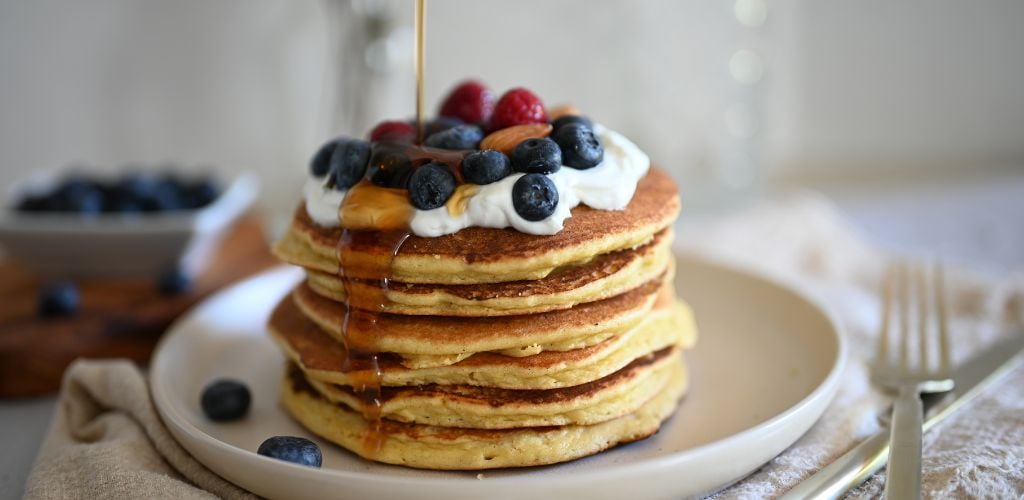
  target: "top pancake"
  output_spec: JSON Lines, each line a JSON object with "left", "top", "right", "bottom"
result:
{"left": 273, "top": 168, "right": 679, "bottom": 285}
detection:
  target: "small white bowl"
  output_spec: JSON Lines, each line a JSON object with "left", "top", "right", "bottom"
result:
{"left": 0, "top": 171, "right": 260, "bottom": 279}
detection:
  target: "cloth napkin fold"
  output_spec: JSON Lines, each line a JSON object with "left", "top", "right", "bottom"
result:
{"left": 25, "top": 194, "right": 1024, "bottom": 499}
{"left": 677, "top": 194, "right": 1024, "bottom": 499}
{"left": 24, "top": 360, "right": 255, "bottom": 500}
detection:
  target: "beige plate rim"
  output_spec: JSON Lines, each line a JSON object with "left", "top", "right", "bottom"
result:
{"left": 151, "top": 253, "right": 846, "bottom": 500}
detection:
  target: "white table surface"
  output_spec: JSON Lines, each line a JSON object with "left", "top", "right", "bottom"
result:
{"left": 2, "top": 169, "right": 1023, "bottom": 499}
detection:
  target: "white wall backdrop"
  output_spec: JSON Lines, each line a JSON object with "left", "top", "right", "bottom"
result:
{"left": 1, "top": 0, "right": 1022, "bottom": 215}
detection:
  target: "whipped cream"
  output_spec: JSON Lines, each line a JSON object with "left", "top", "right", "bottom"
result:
{"left": 302, "top": 124, "right": 650, "bottom": 237}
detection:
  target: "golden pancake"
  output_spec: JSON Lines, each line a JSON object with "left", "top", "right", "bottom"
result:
{"left": 281, "top": 356, "right": 688, "bottom": 470}
{"left": 272, "top": 168, "right": 680, "bottom": 285}
{"left": 269, "top": 295, "right": 696, "bottom": 389}
{"left": 292, "top": 280, "right": 672, "bottom": 368}
{"left": 303, "top": 229, "right": 673, "bottom": 317}
{"left": 303, "top": 346, "right": 678, "bottom": 429}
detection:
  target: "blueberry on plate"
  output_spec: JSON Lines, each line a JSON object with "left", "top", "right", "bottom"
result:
{"left": 328, "top": 139, "right": 371, "bottom": 190}
{"left": 257, "top": 436, "right": 322, "bottom": 468}
{"left": 553, "top": 123, "right": 604, "bottom": 169}
{"left": 551, "top": 114, "right": 593, "bottom": 133}
{"left": 512, "top": 173, "right": 559, "bottom": 221}
{"left": 38, "top": 281, "right": 79, "bottom": 318}
{"left": 200, "top": 379, "right": 251, "bottom": 421}
{"left": 423, "top": 124, "right": 483, "bottom": 150}
{"left": 408, "top": 162, "right": 456, "bottom": 210}
{"left": 461, "top": 149, "right": 511, "bottom": 185}
{"left": 367, "top": 147, "right": 414, "bottom": 188}
{"left": 157, "top": 267, "right": 191, "bottom": 295}
{"left": 511, "top": 138, "right": 562, "bottom": 174}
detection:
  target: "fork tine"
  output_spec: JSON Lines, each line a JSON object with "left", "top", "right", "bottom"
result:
{"left": 917, "top": 261, "right": 930, "bottom": 372}
{"left": 936, "top": 261, "right": 951, "bottom": 376}
{"left": 878, "top": 262, "right": 895, "bottom": 367}
{"left": 898, "top": 261, "right": 911, "bottom": 376}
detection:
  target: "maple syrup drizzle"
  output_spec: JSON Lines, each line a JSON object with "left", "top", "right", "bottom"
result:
{"left": 336, "top": 182, "right": 411, "bottom": 456}
{"left": 334, "top": 0, "right": 424, "bottom": 457}
{"left": 414, "top": 0, "right": 426, "bottom": 144}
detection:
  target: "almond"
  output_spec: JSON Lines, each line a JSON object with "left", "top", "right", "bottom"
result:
{"left": 549, "top": 104, "right": 581, "bottom": 119}
{"left": 479, "top": 123, "right": 552, "bottom": 155}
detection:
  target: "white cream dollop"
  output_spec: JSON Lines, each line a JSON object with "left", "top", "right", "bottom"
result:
{"left": 303, "top": 176, "right": 345, "bottom": 226}
{"left": 302, "top": 125, "right": 650, "bottom": 236}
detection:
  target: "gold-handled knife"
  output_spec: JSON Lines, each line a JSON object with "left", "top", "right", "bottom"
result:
{"left": 781, "top": 333, "right": 1024, "bottom": 500}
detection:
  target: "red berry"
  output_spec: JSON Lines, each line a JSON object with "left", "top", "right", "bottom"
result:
{"left": 439, "top": 80, "right": 495, "bottom": 124}
{"left": 368, "top": 120, "right": 416, "bottom": 143}
{"left": 489, "top": 88, "right": 548, "bottom": 131}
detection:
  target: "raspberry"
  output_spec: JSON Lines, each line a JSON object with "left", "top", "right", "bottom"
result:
{"left": 439, "top": 80, "right": 495, "bottom": 124}
{"left": 489, "top": 88, "right": 548, "bottom": 131}
{"left": 368, "top": 120, "right": 416, "bottom": 143}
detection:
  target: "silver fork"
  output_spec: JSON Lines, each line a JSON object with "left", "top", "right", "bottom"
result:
{"left": 872, "top": 260, "right": 955, "bottom": 499}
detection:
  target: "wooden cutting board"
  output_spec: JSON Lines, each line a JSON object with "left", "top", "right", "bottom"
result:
{"left": 0, "top": 214, "right": 279, "bottom": 398}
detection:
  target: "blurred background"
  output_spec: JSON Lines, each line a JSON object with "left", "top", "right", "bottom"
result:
{"left": 3, "top": 0, "right": 1022, "bottom": 218}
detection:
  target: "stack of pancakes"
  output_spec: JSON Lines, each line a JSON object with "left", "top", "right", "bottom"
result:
{"left": 269, "top": 168, "right": 696, "bottom": 469}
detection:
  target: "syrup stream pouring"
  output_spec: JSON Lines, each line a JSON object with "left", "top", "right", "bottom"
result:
{"left": 329, "top": 0, "right": 424, "bottom": 456}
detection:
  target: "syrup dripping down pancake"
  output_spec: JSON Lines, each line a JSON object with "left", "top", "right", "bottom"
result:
{"left": 268, "top": 294, "right": 696, "bottom": 390}
{"left": 300, "top": 346, "right": 679, "bottom": 429}
{"left": 303, "top": 229, "right": 673, "bottom": 317}
{"left": 292, "top": 279, "right": 673, "bottom": 367}
{"left": 273, "top": 168, "right": 680, "bottom": 285}
{"left": 280, "top": 356, "right": 689, "bottom": 470}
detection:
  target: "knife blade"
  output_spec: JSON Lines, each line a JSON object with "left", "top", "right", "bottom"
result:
{"left": 780, "top": 333, "right": 1024, "bottom": 500}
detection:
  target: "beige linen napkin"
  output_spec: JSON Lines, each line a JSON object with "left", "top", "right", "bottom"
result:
{"left": 24, "top": 360, "right": 255, "bottom": 500}
{"left": 678, "top": 194, "right": 1024, "bottom": 499}
{"left": 25, "top": 194, "right": 1024, "bottom": 498}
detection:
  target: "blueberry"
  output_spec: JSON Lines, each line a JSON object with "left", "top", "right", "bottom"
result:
{"left": 38, "top": 281, "right": 79, "bottom": 318}
{"left": 103, "top": 193, "right": 142, "bottom": 213}
{"left": 423, "top": 124, "right": 483, "bottom": 150}
{"left": 53, "top": 178, "right": 103, "bottom": 214}
{"left": 257, "top": 436, "right": 322, "bottom": 468}
{"left": 425, "top": 116, "right": 464, "bottom": 136}
{"left": 157, "top": 267, "right": 191, "bottom": 295}
{"left": 553, "top": 123, "right": 604, "bottom": 169}
{"left": 115, "top": 173, "right": 159, "bottom": 200}
{"left": 461, "top": 150, "right": 511, "bottom": 185}
{"left": 182, "top": 177, "right": 220, "bottom": 209}
{"left": 309, "top": 139, "right": 338, "bottom": 177}
{"left": 140, "top": 184, "right": 182, "bottom": 212}
{"left": 551, "top": 114, "right": 593, "bottom": 133}
{"left": 511, "top": 138, "right": 562, "bottom": 174}
{"left": 16, "top": 194, "right": 54, "bottom": 212}
{"left": 328, "top": 139, "right": 371, "bottom": 190}
{"left": 512, "top": 173, "right": 559, "bottom": 221}
{"left": 408, "top": 162, "right": 456, "bottom": 210}
{"left": 367, "top": 147, "right": 414, "bottom": 188}
{"left": 201, "top": 379, "right": 251, "bottom": 421}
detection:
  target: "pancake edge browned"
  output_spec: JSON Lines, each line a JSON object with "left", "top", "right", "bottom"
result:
{"left": 291, "top": 278, "right": 664, "bottom": 355}
{"left": 272, "top": 168, "right": 680, "bottom": 284}
{"left": 279, "top": 355, "right": 689, "bottom": 470}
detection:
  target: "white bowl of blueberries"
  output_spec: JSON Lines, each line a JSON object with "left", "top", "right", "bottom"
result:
{"left": 0, "top": 167, "right": 259, "bottom": 280}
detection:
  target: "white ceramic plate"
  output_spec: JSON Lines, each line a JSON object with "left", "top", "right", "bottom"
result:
{"left": 151, "top": 254, "right": 845, "bottom": 500}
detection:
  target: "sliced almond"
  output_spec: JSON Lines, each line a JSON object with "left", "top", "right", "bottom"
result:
{"left": 549, "top": 104, "right": 581, "bottom": 119}
{"left": 480, "top": 123, "right": 553, "bottom": 155}
{"left": 445, "top": 184, "right": 480, "bottom": 217}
